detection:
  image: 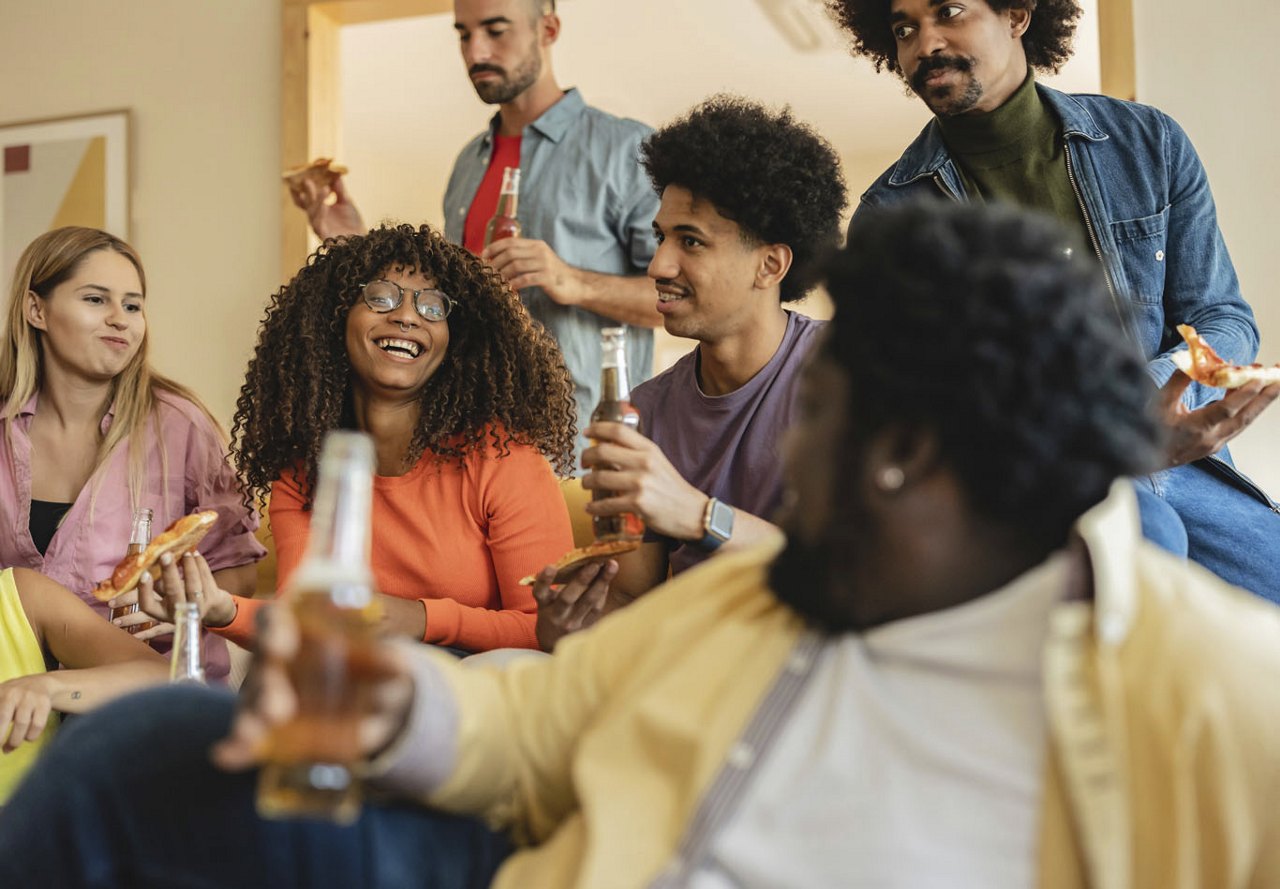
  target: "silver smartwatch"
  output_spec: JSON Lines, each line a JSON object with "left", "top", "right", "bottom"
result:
{"left": 696, "top": 497, "right": 735, "bottom": 552}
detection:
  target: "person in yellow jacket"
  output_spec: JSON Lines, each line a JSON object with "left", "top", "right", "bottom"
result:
{"left": 2, "top": 201, "right": 1278, "bottom": 888}
{"left": 0, "top": 566, "right": 167, "bottom": 803}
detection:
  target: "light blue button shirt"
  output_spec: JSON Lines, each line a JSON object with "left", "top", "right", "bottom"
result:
{"left": 444, "top": 89, "right": 659, "bottom": 464}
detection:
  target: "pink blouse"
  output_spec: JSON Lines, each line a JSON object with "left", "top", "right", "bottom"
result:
{"left": 0, "top": 390, "right": 265, "bottom": 682}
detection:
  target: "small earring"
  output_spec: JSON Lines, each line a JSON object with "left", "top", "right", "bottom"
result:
{"left": 876, "top": 466, "right": 905, "bottom": 491}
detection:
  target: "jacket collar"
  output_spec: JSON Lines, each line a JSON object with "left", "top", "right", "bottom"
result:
{"left": 16, "top": 390, "right": 118, "bottom": 434}
{"left": 886, "top": 83, "right": 1110, "bottom": 187}
{"left": 482, "top": 87, "right": 586, "bottom": 147}
{"left": 1072, "top": 479, "right": 1142, "bottom": 646}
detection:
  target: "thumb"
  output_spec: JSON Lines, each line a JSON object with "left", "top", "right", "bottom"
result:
{"left": 1156, "top": 369, "right": 1192, "bottom": 415}
{"left": 331, "top": 174, "right": 349, "bottom": 203}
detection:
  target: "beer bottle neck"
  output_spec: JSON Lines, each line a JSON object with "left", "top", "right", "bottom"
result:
{"left": 295, "top": 435, "right": 376, "bottom": 600}
{"left": 169, "top": 602, "right": 206, "bottom": 684}
{"left": 494, "top": 190, "right": 519, "bottom": 219}
{"left": 129, "top": 509, "right": 154, "bottom": 548}
{"left": 600, "top": 356, "right": 631, "bottom": 402}
{"left": 495, "top": 167, "right": 520, "bottom": 219}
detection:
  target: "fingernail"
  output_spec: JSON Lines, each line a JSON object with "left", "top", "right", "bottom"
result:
{"left": 140, "top": 570, "right": 152, "bottom": 584}
{"left": 160, "top": 553, "right": 172, "bottom": 566}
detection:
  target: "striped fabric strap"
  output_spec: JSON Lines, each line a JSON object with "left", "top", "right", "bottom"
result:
{"left": 647, "top": 630, "right": 826, "bottom": 888}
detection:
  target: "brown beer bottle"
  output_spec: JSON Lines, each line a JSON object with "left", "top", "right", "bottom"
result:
{"left": 257, "top": 430, "right": 382, "bottom": 825}
{"left": 109, "top": 507, "right": 157, "bottom": 634}
{"left": 590, "top": 327, "right": 644, "bottom": 542}
{"left": 482, "top": 166, "right": 522, "bottom": 247}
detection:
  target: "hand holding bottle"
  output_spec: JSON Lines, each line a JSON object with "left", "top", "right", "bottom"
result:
{"left": 211, "top": 604, "right": 413, "bottom": 777}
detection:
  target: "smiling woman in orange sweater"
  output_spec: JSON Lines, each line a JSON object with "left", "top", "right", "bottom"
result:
{"left": 170, "top": 224, "right": 576, "bottom": 653}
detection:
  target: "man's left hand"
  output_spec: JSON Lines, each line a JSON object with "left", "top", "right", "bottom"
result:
{"left": 481, "top": 237, "right": 582, "bottom": 305}
{"left": 581, "top": 421, "right": 707, "bottom": 541}
{"left": 1156, "top": 371, "right": 1280, "bottom": 467}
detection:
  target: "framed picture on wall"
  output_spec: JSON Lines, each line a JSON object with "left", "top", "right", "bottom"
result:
{"left": 0, "top": 110, "right": 129, "bottom": 288}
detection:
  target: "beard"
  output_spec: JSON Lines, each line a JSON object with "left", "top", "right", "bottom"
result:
{"left": 770, "top": 499, "right": 875, "bottom": 635}
{"left": 469, "top": 48, "right": 542, "bottom": 105}
{"left": 909, "top": 54, "right": 983, "bottom": 117}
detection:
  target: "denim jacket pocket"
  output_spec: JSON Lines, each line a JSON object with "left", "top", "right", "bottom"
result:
{"left": 1110, "top": 206, "right": 1170, "bottom": 306}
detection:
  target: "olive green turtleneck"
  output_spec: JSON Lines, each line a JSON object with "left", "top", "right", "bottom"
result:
{"left": 938, "top": 71, "right": 1090, "bottom": 256}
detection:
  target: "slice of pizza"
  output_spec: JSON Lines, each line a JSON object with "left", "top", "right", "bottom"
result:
{"left": 519, "top": 539, "right": 640, "bottom": 586}
{"left": 1170, "top": 324, "right": 1280, "bottom": 389}
{"left": 281, "top": 157, "right": 349, "bottom": 192}
{"left": 91, "top": 511, "right": 219, "bottom": 602}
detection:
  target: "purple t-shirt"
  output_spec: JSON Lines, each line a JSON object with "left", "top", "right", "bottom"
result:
{"left": 631, "top": 311, "right": 825, "bottom": 575}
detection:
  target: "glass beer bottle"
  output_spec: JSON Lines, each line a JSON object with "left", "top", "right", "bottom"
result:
{"left": 482, "top": 166, "right": 521, "bottom": 247}
{"left": 256, "top": 431, "right": 382, "bottom": 825}
{"left": 590, "top": 327, "right": 645, "bottom": 542}
{"left": 109, "top": 507, "right": 157, "bottom": 634}
{"left": 168, "top": 601, "right": 206, "bottom": 684}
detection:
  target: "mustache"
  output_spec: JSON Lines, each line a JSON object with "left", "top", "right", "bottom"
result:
{"left": 910, "top": 55, "right": 973, "bottom": 91}
{"left": 469, "top": 63, "right": 506, "bottom": 78}
{"left": 654, "top": 278, "right": 692, "bottom": 297}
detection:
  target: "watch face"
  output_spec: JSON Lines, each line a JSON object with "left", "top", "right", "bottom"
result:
{"left": 708, "top": 500, "right": 734, "bottom": 539}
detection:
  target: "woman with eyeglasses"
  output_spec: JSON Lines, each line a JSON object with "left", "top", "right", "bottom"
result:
{"left": 0, "top": 227, "right": 265, "bottom": 684}
{"left": 169, "top": 224, "right": 577, "bottom": 654}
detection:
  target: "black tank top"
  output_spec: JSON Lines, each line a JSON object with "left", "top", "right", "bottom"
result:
{"left": 29, "top": 499, "right": 73, "bottom": 556}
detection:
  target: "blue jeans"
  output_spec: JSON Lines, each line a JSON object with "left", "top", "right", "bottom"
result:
{"left": 0, "top": 686, "right": 511, "bottom": 888}
{"left": 1136, "top": 462, "right": 1280, "bottom": 603}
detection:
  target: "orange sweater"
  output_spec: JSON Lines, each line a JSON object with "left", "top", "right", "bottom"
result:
{"left": 214, "top": 439, "right": 571, "bottom": 652}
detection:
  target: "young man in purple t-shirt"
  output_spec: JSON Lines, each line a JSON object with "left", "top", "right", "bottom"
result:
{"left": 530, "top": 97, "right": 848, "bottom": 645}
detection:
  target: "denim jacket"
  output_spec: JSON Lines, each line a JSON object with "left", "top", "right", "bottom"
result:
{"left": 856, "top": 84, "right": 1270, "bottom": 503}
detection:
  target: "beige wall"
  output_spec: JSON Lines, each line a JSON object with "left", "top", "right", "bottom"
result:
{"left": 338, "top": 0, "right": 1098, "bottom": 371}
{"left": 0, "top": 1, "right": 282, "bottom": 428}
{"left": 1133, "top": 0, "right": 1280, "bottom": 495}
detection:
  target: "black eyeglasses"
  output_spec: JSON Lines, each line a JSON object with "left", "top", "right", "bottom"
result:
{"left": 360, "top": 280, "right": 454, "bottom": 322}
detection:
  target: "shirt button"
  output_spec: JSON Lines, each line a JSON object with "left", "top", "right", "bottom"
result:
{"left": 727, "top": 742, "right": 755, "bottom": 769}
{"left": 458, "top": 207, "right": 466, "bottom": 217}
{"left": 1099, "top": 612, "right": 1126, "bottom": 644}
{"left": 1155, "top": 250, "right": 1165, "bottom": 261}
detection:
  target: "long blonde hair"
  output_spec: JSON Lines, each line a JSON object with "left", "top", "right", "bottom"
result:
{"left": 0, "top": 227, "right": 221, "bottom": 510}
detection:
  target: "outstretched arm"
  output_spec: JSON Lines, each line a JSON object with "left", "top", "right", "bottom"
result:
{"left": 288, "top": 173, "right": 367, "bottom": 241}
{"left": 2, "top": 569, "right": 166, "bottom": 752}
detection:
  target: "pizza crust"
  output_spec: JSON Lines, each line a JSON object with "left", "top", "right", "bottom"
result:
{"left": 519, "top": 539, "right": 640, "bottom": 586}
{"left": 281, "top": 157, "right": 348, "bottom": 191}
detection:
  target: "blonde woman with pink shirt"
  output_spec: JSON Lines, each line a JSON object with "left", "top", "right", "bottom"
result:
{"left": 0, "top": 227, "right": 263, "bottom": 684}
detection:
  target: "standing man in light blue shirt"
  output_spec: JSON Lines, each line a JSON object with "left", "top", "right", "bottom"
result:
{"left": 293, "top": 0, "right": 661, "bottom": 456}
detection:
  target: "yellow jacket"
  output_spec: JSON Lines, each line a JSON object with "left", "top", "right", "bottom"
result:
{"left": 0, "top": 568, "right": 59, "bottom": 802}
{"left": 424, "top": 484, "right": 1280, "bottom": 888}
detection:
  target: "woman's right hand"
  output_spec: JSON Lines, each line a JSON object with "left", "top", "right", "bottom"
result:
{"left": 0, "top": 674, "right": 54, "bottom": 754}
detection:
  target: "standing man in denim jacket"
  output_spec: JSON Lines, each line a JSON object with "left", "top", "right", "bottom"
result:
{"left": 293, "top": 0, "right": 661, "bottom": 458}
{"left": 825, "top": 0, "right": 1280, "bottom": 599}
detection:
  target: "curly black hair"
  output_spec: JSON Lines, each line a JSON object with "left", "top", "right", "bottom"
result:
{"left": 231, "top": 223, "right": 576, "bottom": 506}
{"left": 640, "top": 95, "right": 848, "bottom": 303}
{"left": 825, "top": 0, "right": 1082, "bottom": 75}
{"left": 826, "top": 201, "right": 1163, "bottom": 542}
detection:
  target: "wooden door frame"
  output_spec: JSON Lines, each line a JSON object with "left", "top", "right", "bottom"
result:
{"left": 280, "top": 0, "right": 1136, "bottom": 279}
{"left": 280, "top": 0, "right": 449, "bottom": 280}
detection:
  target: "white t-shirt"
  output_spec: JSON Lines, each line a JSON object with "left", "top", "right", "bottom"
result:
{"left": 690, "top": 552, "right": 1070, "bottom": 888}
